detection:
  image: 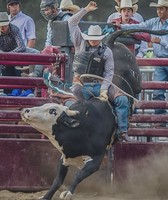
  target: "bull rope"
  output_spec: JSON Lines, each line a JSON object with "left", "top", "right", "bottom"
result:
{"left": 80, "top": 74, "right": 139, "bottom": 103}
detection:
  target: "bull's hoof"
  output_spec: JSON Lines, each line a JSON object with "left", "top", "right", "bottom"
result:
{"left": 38, "top": 196, "right": 48, "bottom": 200}
{"left": 38, "top": 196, "right": 47, "bottom": 200}
{"left": 60, "top": 191, "right": 72, "bottom": 200}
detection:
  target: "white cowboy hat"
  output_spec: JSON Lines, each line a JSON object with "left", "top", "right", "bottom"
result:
{"left": 150, "top": 0, "right": 168, "bottom": 7}
{"left": 60, "top": 0, "right": 80, "bottom": 14}
{"left": 115, "top": 0, "right": 138, "bottom": 6}
{"left": 115, "top": 0, "right": 138, "bottom": 13}
{"left": 81, "top": 25, "right": 108, "bottom": 41}
{"left": 0, "top": 12, "right": 9, "bottom": 26}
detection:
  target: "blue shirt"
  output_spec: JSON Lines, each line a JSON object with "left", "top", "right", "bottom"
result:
{"left": 121, "top": 17, "right": 168, "bottom": 58}
{"left": 9, "top": 11, "right": 36, "bottom": 46}
{"left": 0, "top": 23, "right": 26, "bottom": 52}
{"left": 45, "top": 9, "right": 71, "bottom": 47}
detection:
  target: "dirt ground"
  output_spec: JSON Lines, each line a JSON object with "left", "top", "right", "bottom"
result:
{"left": 1, "top": 150, "right": 168, "bottom": 200}
{"left": 0, "top": 190, "right": 165, "bottom": 200}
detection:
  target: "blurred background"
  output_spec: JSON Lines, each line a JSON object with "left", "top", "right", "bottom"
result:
{"left": 1, "top": 0, "right": 157, "bottom": 50}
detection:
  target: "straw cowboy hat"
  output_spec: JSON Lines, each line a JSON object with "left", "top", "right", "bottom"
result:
{"left": 115, "top": 0, "right": 138, "bottom": 6}
{"left": 81, "top": 25, "right": 108, "bottom": 41}
{"left": 115, "top": 0, "right": 138, "bottom": 13}
{"left": 150, "top": 0, "right": 168, "bottom": 7}
{"left": 0, "top": 12, "right": 9, "bottom": 26}
{"left": 60, "top": 0, "right": 80, "bottom": 14}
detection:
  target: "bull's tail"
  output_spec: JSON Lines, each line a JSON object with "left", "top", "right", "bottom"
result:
{"left": 107, "top": 29, "right": 168, "bottom": 45}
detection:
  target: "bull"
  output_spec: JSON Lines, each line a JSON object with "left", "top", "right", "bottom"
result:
{"left": 21, "top": 98, "right": 116, "bottom": 200}
{"left": 21, "top": 29, "right": 168, "bottom": 200}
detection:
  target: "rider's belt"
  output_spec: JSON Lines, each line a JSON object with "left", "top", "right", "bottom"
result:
{"left": 73, "top": 76, "right": 100, "bottom": 84}
{"left": 82, "top": 77, "right": 100, "bottom": 83}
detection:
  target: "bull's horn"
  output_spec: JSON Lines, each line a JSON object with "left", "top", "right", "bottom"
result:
{"left": 66, "top": 109, "right": 79, "bottom": 116}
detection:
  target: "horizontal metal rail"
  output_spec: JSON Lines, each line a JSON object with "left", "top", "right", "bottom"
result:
{"left": 136, "top": 58, "right": 168, "bottom": 66}
{"left": 142, "top": 81, "right": 168, "bottom": 89}
{"left": 0, "top": 52, "right": 66, "bottom": 65}
{"left": 0, "top": 124, "right": 40, "bottom": 134}
{"left": 0, "top": 76, "right": 45, "bottom": 86}
{"left": 130, "top": 114, "right": 168, "bottom": 123}
{"left": 0, "top": 96, "right": 53, "bottom": 108}
{"left": 128, "top": 128, "right": 168, "bottom": 137}
{"left": 135, "top": 100, "right": 168, "bottom": 109}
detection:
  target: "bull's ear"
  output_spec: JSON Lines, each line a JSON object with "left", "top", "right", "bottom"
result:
{"left": 57, "top": 111, "right": 80, "bottom": 128}
{"left": 63, "top": 118, "right": 80, "bottom": 128}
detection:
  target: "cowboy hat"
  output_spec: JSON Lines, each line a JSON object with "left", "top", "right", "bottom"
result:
{"left": 150, "top": 0, "right": 168, "bottom": 7}
{"left": 81, "top": 25, "right": 108, "bottom": 41}
{"left": 115, "top": 0, "right": 138, "bottom": 13}
{"left": 115, "top": 0, "right": 138, "bottom": 6}
{"left": 60, "top": 0, "right": 80, "bottom": 14}
{"left": 0, "top": 12, "right": 9, "bottom": 26}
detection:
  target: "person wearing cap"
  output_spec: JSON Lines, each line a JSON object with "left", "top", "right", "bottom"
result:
{"left": 68, "top": 1, "right": 133, "bottom": 142}
{"left": 107, "top": 0, "right": 144, "bottom": 23}
{"left": 7, "top": 0, "right": 36, "bottom": 48}
{"left": 118, "top": 0, "right": 168, "bottom": 127}
{"left": 110, "top": 0, "right": 150, "bottom": 58}
{"left": 59, "top": 0, "right": 80, "bottom": 14}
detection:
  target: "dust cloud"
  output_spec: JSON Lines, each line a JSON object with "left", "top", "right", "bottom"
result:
{"left": 113, "top": 148, "right": 168, "bottom": 199}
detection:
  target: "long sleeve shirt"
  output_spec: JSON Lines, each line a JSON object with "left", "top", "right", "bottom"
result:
{"left": 121, "top": 17, "right": 168, "bottom": 58}
{"left": 9, "top": 11, "right": 36, "bottom": 47}
{"left": 111, "top": 17, "right": 150, "bottom": 57}
{"left": 68, "top": 8, "right": 114, "bottom": 90}
{"left": 0, "top": 23, "right": 26, "bottom": 53}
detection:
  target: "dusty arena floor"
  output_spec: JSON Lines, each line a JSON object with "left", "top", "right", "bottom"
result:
{"left": 1, "top": 150, "right": 168, "bottom": 200}
{"left": 0, "top": 190, "right": 168, "bottom": 200}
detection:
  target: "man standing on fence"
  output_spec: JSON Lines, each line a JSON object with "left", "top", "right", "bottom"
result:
{"left": 115, "top": 0, "right": 168, "bottom": 127}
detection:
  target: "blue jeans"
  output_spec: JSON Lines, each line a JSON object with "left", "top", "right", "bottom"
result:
{"left": 71, "top": 84, "right": 130, "bottom": 133}
{"left": 113, "top": 96, "right": 130, "bottom": 134}
{"left": 153, "top": 66, "right": 168, "bottom": 114}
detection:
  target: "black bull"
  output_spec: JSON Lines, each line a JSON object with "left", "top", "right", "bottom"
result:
{"left": 22, "top": 29, "right": 168, "bottom": 200}
{"left": 106, "top": 29, "right": 168, "bottom": 97}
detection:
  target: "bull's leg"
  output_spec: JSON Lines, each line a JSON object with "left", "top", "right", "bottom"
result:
{"left": 60, "top": 154, "right": 104, "bottom": 200}
{"left": 39, "top": 158, "right": 68, "bottom": 200}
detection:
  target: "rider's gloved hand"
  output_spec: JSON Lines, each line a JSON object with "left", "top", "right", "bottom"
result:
{"left": 99, "top": 90, "right": 108, "bottom": 101}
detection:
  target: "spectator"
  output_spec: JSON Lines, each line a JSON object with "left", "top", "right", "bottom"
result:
{"left": 7, "top": 0, "right": 38, "bottom": 96}
{"left": 40, "top": 0, "right": 72, "bottom": 47}
{"left": 109, "top": 0, "right": 150, "bottom": 58}
{"left": 0, "top": 11, "right": 26, "bottom": 77}
{"left": 68, "top": 1, "right": 134, "bottom": 142}
{"left": 7, "top": 0, "right": 36, "bottom": 48}
{"left": 118, "top": 0, "right": 168, "bottom": 127}
{"left": 60, "top": 0, "right": 80, "bottom": 14}
{"left": 0, "top": 11, "right": 26, "bottom": 94}
{"left": 25, "top": 0, "right": 73, "bottom": 78}
{"left": 107, "top": 0, "right": 144, "bottom": 23}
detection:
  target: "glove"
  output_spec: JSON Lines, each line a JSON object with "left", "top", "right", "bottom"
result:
{"left": 100, "top": 90, "right": 108, "bottom": 101}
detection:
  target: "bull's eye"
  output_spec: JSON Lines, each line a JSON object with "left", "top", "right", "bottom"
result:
{"left": 49, "top": 109, "right": 57, "bottom": 116}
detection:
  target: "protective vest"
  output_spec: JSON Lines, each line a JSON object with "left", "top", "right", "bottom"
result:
{"left": 73, "top": 43, "right": 106, "bottom": 77}
{"left": 52, "top": 11, "right": 72, "bottom": 21}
